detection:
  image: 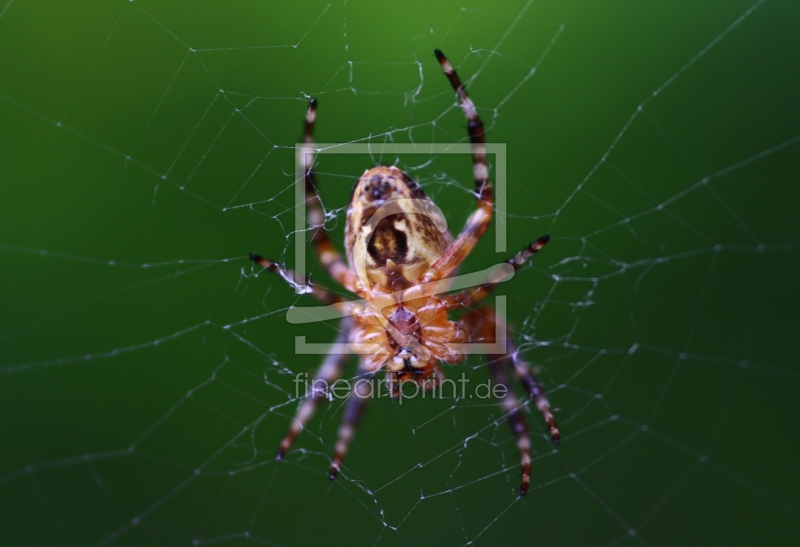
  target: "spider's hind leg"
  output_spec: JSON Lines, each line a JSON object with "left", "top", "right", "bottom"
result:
{"left": 299, "top": 99, "right": 360, "bottom": 293}
{"left": 423, "top": 50, "right": 493, "bottom": 282}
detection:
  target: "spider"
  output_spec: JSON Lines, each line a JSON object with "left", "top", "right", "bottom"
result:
{"left": 250, "top": 50, "right": 559, "bottom": 496}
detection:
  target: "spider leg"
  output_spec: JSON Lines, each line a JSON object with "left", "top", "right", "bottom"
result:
{"left": 507, "top": 339, "right": 560, "bottom": 445}
{"left": 301, "top": 99, "right": 360, "bottom": 293}
{"left": 440, "top": 234, "right": 550, "bottom": 310}
{"left": 329, "top": 369, "right": 374, "bottom": 480}
{"left": 249, "top": 253, "right": 342, "bottom": 305}
{"left": 460, "top": 307, "right": 551, "bottom": 496}
{"left": 276, "top": 317, "right": 353, "bottom": 460}
{"left": 488, "top": 352, "right": 533, "bottom": 496}
{"left": 424, "top": 50, "right": 493, "bottom": 282}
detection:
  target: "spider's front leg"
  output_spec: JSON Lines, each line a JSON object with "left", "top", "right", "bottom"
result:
{"left": 275, "top": 318, "right": 353, "bottom": 460}
{"left": 276, "top": 320, "right": 376, "bottom": 480}
{"left": 460, "top": 307, "right": 560, "bottom": 496}
{"left": 507, "top": 339, "right": 560, "bottom": 445}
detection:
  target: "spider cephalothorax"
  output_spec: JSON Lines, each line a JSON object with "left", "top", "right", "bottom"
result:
{"left": 250, "top": 50, "right": 559, "bottom": 495}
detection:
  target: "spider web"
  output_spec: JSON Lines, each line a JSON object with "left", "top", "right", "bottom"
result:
{"left": 1, "top": 0, "right": 799, "bottom": 545}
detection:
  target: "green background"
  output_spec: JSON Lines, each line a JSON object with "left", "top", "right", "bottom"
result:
{"left": 1, "top": 0, "right": 799, "bottom": 545}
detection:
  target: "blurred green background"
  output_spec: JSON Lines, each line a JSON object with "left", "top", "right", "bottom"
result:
{"left": 1, "top": 0, "right": 799, "bottom": 545}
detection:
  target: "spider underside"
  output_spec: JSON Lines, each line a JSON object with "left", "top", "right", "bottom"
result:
{"left": 250, "top": 50, "right": 559, "bottom": 496}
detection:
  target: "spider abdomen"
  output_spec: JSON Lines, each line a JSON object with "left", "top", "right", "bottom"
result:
{"left": 367, "top": 217, "right": 409, "bottom": 265}
{"left": 346, "top": 166, "right": 452, "bottom": 290}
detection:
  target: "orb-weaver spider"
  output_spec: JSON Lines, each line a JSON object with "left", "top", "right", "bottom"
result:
{"left": 250, "top": 50, "right": 559, "bottom": 496}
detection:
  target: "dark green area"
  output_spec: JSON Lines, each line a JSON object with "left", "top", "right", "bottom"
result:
{"left": 1, "top": 0, "right": 799, "bottom": 546}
